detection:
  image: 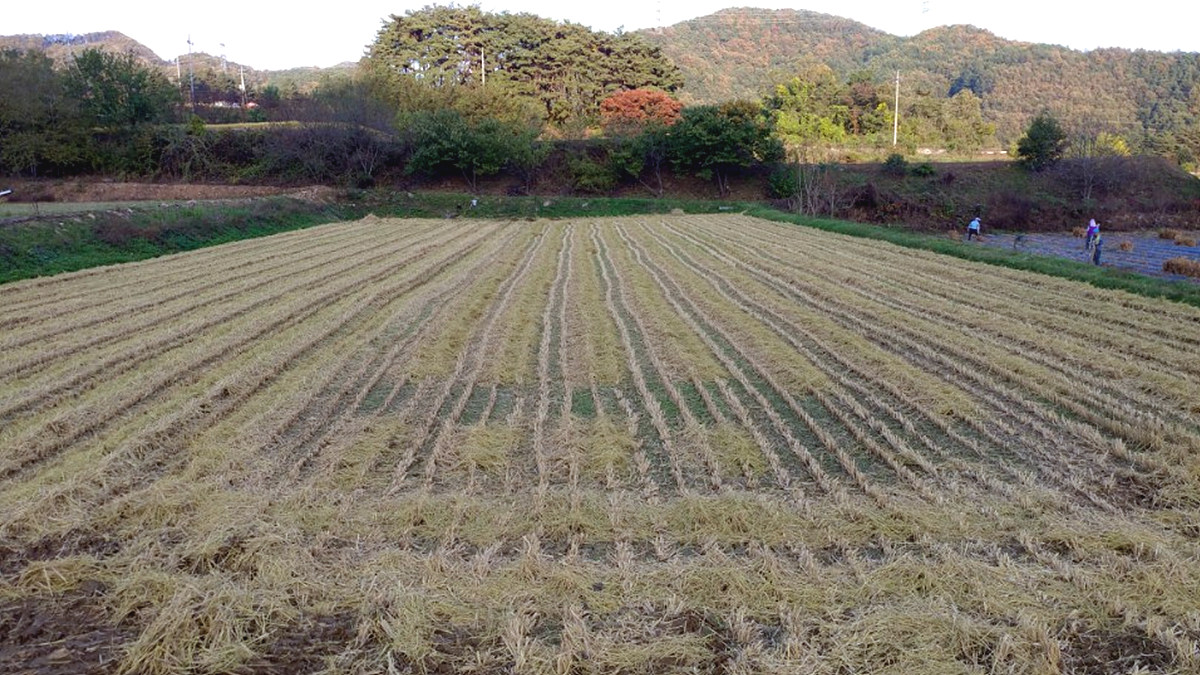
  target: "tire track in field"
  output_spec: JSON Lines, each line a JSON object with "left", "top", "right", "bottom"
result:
{"left": 384, "top": 223, "right": 552, "bottom": 494}
{"left": 0, "top": 224, "right": 482, "bottom": 482}
{"left": 532, "top": 224, "right": 575, "bottom": 498}
{"left": 686, "top": 218, "right": 1121, "bottom": 512}
{"left": 641, "top": 222, "right": 946, "bottom": 501}
{"left": 591, "top": 224, "right": 686, "bottom": 497}
{"left": 23, "top": 221, "right": 505, "bottom": 513}
{"left": 598, "top": 226, "right": 724, "bottom": 494}
{"left": 0, "top": 222, "right": 456, "bottom": 425}
{"left": 657, "top": 219, "right": 1024, "bottom": 504}
{"left": 615, "top": 223, "right": 880, "bottom": 504}
{"left": 597, "top": 225, "right": 711, "bottom": 494}
{"left": 415, "top": 224, "right": 556, "bottom": 492}
{"left": 265, "top": 224, "right": 524, "bottom": 487}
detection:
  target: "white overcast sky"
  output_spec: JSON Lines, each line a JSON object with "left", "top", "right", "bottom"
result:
{"left": 4, "top": 1, "right": 1197, "bottom": 70}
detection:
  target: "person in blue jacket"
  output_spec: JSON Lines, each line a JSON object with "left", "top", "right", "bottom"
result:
{"left": 966, "top": 217, "right": 981, "bottom": 241}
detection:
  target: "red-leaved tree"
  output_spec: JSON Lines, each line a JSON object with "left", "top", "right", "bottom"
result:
{"left": 599, "top": 89, "right": 682, "bottom": 135}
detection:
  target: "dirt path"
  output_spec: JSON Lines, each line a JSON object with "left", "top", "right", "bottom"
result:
{"left": 2, "top": 180, "right": 290, "bottom": 203}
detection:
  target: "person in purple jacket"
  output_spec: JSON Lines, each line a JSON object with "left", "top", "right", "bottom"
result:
{"left": 1084, "top": 219, "right": 1099, "bottom": 250}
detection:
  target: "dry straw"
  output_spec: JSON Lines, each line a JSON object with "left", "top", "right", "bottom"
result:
{"left": 1163, "top": 256, "right": 1200, "bottom": 278}
{"left": 3, "top": 215, "right": 1200, "bottom": 674}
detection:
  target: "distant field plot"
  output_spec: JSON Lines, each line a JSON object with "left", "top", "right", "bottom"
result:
{"left": 2, "top": 214, "right": 1200, "bottom": 674}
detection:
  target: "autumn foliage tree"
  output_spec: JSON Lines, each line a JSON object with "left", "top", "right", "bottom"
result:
{"left": 599, "top": 88, "right": 682, "bottom": 135}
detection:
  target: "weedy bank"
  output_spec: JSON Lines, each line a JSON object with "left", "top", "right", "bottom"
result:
{"left": 2, "top": 214, "right": 1199, "bottom": 673}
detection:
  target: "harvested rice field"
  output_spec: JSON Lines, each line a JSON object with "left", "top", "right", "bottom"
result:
{"left": 2, "top": 213, "right": 1200, "bottom": 674}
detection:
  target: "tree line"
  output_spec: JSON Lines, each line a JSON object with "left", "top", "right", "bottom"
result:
{"left": 2, "top": 5, "right": 1197, "bottom": 193}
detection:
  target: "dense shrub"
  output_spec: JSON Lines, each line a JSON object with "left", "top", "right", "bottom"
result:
{"left": 882, "top": 153, "right": 908, "bottom": 176}
{"left": 767, "top": 164, "right": 800, "bottom": 200}
{"left": 568, "top": 153, "right": 620, "bottom": 194}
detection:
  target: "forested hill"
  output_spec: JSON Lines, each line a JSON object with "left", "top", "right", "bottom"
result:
{"left": 638, "top": 8, "right": 1200, "bottom": 143}
{"left": 639, "top": 9, "right": 898, "bottom": 104}
{"left": 0, "top": 32, "right": 164, "bottom": 66}
{"left": 0, "top": 31, "right": 350, "bottom": 97}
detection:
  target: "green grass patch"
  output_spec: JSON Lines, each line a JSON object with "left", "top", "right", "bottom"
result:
{"left": 0, "top": 197, "right": 369, "bottom": 284}
{"left": 676, "top": 380, "right": 715, "bottom": 426}
{"left": 457, "top": 385, "right": 494, "bottom": 426}
{"left": 746, "top": 206, "right": 1200, "bottom": 309}
{"left": 570, "top": 388, "right": 598, "bottom": 419}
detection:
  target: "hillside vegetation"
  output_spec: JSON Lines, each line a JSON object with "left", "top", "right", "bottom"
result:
{"left": 641, "top": 9, "right": 1200, "bottom": 155}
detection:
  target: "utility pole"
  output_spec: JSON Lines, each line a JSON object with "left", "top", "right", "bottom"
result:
{"left": 221, "top": 43, "right": 227, "bottom": 73}
{"left": 187, "top": 36, "right": 196, "bottom": 111}
{"left": 239, "top": 64, "right": 246, "bottom": 107}
{"left": 892, "top": 70, "right": 900, "bottom": 147}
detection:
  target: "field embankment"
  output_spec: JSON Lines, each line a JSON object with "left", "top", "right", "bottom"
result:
{"left": 2, "top": 214, "right": 1199, "bottom": 673}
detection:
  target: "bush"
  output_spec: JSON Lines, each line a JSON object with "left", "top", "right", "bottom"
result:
{"left": 882, "top": 153, "right": 908, "bottom": 177}
{"left": 1118, "top": 240, "right": 1134, "bottom": 251}
{"left": 912, "top": 162, "right": 936, "bottom": 177}
{"left": 767, "top": 164, "right": 800, "bottom": 199}
{"left": 1174, "top": 235, "right": 1197, "bottom": 247}
{"left": 568, "top": 153, "right": 619, "bottom": 194}
{"left": 1159, "top": 228, "right": 1182, "bottom": 240}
